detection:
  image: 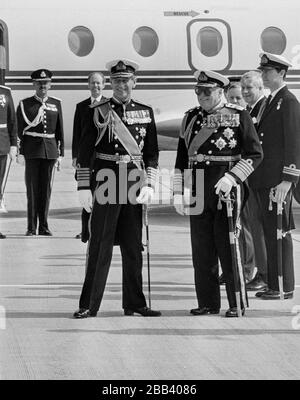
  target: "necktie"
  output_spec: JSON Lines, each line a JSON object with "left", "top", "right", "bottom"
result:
{"left": 246, "top": 104, "right": 252, "bottom": 112}
{"left": 265, "top": 94, "right": 272, "bottom": 108}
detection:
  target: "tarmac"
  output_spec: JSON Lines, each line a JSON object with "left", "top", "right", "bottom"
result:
{"left": 0, "top": 151, "right": 300, "bottom": 380}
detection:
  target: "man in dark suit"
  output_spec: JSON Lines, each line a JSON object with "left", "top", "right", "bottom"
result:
{"left": 17, "top": 69, "right": 64, "bottom": 236}
{"left": 249, "top": 53, "right": 300, "bottom": 300}
{"left": 73, "top": 59, "right": 161, "bottom": 318}
{"left": 0, "top": 84, "right": 17, "bottom": 238}
{"left": 72, "top": 72, "right": 106, "bottom": 242}
{"left": 240, "top": 70, "right": 268, "bottom": 291}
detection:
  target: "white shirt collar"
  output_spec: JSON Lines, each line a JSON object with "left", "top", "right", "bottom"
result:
{"left": 270, "top": 84, "right": 286, "bottom": 101}
{"left": 91, "top": 95, "right": 102, "bottom": 104}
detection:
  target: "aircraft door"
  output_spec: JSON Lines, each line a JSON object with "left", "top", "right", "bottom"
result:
{"left": 0, "top": 21, "right": 8, "bottom": 85}
{"left": 187, "top": 19, "right": 232, "bottom": 72}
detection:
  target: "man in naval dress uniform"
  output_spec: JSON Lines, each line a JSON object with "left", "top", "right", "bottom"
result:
{"left": 17, "top": 69, "right": 64, "bottom": 236}
{"left": 72, "top": 71, "right": 107, "bottom": 242}
{"left": 0, "top": 83, "right": 17, "bottom": 238}
{"left": 250, "top": 53, "right": 300, "bottom": 300}
{"left": 73, "top": 59, "right": 161, "bottom": 318}
{"left": 174, "top": 70, "right": 263, "bottom": 317}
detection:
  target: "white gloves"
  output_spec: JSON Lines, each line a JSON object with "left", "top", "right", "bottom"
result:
{"left": 215, "top": 174, "right": 236, "bottom": 197}
{"left": 270, "top": 181, "right": 292, "bottom": 204}
{"left": 56, "top": 156, "right": 62, "bottom": 171}
{"left": 173, "top": 194, "right": 185, "bottom": 215}
{"left": 9, "top": 146, "right": 17, "bottom": 162}
{"left": 78, "top": 189, "right": 93, "bottom": 212}
{"left": 136, "top": 186, "right": 154, "bottom": 204}
{"left": 17, "top": 154, "right": 25, "bottom": 166}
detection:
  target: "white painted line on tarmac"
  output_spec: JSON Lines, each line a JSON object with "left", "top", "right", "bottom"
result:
{"left": 0, "top": 284, "right": 81, "bottom": 288}
{"left": 0, "top": 284, "right": 299, "bottom": 288}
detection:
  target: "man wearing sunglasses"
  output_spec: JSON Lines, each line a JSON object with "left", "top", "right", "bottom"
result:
{"left": 173, "top": 70, "right": 263, "bottom": 317}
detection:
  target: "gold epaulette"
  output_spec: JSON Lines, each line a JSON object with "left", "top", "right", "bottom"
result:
{"left": 186, "top": 106, "right": 200, "bottom": 115}
{"left": 225, "top": 103, "right": 244, "bottom": 111}
{"left": 131, "top": 98, "right": 152, "bottom": 108}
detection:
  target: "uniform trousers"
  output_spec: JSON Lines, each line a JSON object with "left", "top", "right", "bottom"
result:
{"left": 246, "top": 187, "right": 267, "bottom": 281}
{"left": 80, "top": 171, "right": 96, "bottom": 243}
{"left": 25, "top": 158, "right": 56, "bottom": 232}
{"left": 239, "top": 205, "right": 256, "bottom": 281}
{"left": 189, "top": 167, "right": 245, "bottom": 310}
{"left": 79, "top": 167, "right": 147, "bottom": 313}
{"left": 250, "top": 188, "right": 294, "bottom": 292}
{"left": 0, "top": 154, "right": 9, "bottom": 197}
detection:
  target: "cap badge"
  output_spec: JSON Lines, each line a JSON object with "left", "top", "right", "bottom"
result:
{"left": 116, "top": 61, "right": 126, "bottom": 71}
{"left": 199, "top": 72, "right": 208, "bottom": 81}
{"left": 40, "top": 70, "right": 46, "bottom": 78}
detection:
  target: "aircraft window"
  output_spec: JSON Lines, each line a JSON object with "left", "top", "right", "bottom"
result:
{"left": 196, "top": 27, "right": 223, "bottom": 57}
{"left": 132, "top": 26, "right": 159, "bottom": 57}
{"left": 260, "top": 27, "right": 286, "bottom": 54}
{"left": 68, "top": 26, "right": 94, "bottom": 57}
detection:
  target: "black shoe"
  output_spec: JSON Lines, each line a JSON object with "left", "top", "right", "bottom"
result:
{"left": 75, "top": 233, "right": 82, "bottom": 239}
{"left": 124, "top": 306, "right": 161, "bottom": 317}
{"left": 0, "top": 232, "right": 6, "bottom": 239}
{"left": 25, "top": 230, "right": 36, "bottom": 236}
{"left": 260, "top": 289, "right": 294, "bottom": 300}
{"left": 219, "top": 273, "right": 225, "bottom": 285}
{"left": 246, "top": 273, "right": 268, "bottom": 291}
{"left": 255, "top": 287, "right": 269, "bottom": 297}
{"left": 38, "top": 228, "right": 53, "bottom": 236}
{"left": 225, "top": 307, "right": 245, "bottom": 317}
{"left": 190, "top": 307, "right": 220, "bottom": 315}
{"left": 73, "top": 308, "right": 97, "bottom": 318}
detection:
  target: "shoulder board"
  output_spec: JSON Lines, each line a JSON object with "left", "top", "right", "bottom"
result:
{"left": 131, "top": 98, "right": 152, "bottom": 108}
{"left": 225, "top": 103, "right": 244, "bottom": 111}
{"left": 185, "top": 106, "right": 200, "bottom": 115}
{"left": 49, "top": 96, "right": 62, "bottom": 101}
{"left": 21, "top": 96, "right": 34, "bottom": 102}
{"left": 0, "top": 84, "right": 11, "bottom": 91}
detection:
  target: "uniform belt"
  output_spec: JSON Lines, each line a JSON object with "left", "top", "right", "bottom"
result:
{"left": 96, "top": 153, "right": 142, "bottom": 163}
{"left": 189, "top": 154, "right": 241, "bottom": 163}
{"left": 24, "top": 132, "right": 55, "bottom": 139}
{"left": 0, "top": 124, "right": 7, "bottom": 128}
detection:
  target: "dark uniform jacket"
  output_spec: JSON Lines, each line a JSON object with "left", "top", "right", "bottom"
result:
{"left": 249, "top": 96, "right": 266, "bottom": 129}
{"left": 249, "top": 86, "right": 300, "bottom": 189}
{"left": 174, "top": 102, "right": 263, "bottom": 193}
{"left": 76, "top": 97, "right": 159, "bottom": 190}
{"left": 72, "top": 96, "right": 108, "bottom": 160}
{"left": 0, "top": 85, "right": 17, "bottom": 155}
{"left": 16, "top": 95, "right": 64, "bottom": 159}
